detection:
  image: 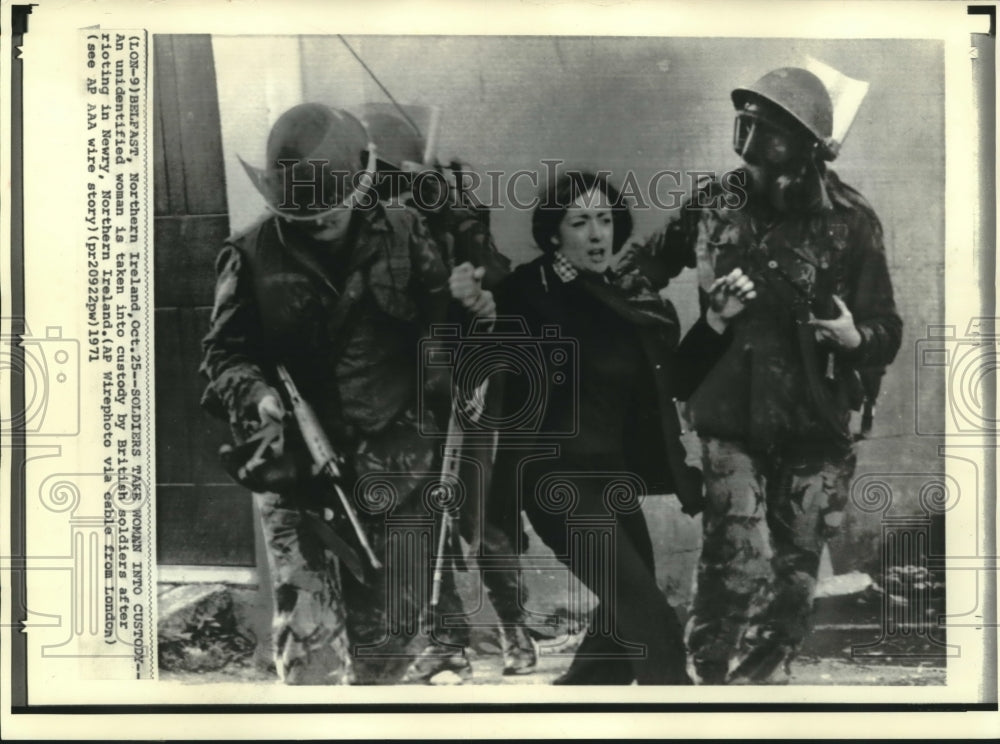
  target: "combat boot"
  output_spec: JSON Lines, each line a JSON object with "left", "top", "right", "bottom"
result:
{"left": 400, "top": 641, "right": 473, "bottom": 684}
{"left": 499, "top": 623, "right": 538, "bottom": 675}
{"left": 728, "top": 646, "right": 793, "bottom": 685}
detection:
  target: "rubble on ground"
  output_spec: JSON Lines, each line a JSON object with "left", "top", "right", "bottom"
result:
{"left": 158, "top": 583, "right": 254, "bottom": 672}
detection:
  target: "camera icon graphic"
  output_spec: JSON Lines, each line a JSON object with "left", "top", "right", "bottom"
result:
{"left": 1, "top": 320, "right": 80, "bottom": 436}
{"left": 418, "top": 316, "right": 578, "bottom": 438}
{"left": 915, "top": 318, "right": 998, "bottom": 436}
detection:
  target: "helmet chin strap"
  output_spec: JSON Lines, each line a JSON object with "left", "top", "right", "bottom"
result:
{"left": 340, "top": 144, "right": 378, "bottom": 212}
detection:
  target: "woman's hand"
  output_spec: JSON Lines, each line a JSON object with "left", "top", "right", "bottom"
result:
{"left": 705, "top": 268, "right": 756, "bottom": 333}
{"left": 449, "top": 262, "right": 496, "bottom": 320}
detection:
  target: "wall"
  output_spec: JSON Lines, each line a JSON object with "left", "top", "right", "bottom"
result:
{"left": 153, "top": 35, "right": 252, "bottom": 565}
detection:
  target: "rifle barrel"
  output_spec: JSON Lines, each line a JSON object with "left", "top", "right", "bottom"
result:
{"left": 276, "top": 364, "right": 382, "bottom": 571}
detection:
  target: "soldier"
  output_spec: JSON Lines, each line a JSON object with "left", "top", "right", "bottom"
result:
{"left": 200, "top": 103, "right": 496, "bottom": 684}
{"left": 621, "top": 67, "right": 902, "bottom": 683}
{"left": 357, "top": 105, "right": 538, "bottom": 676}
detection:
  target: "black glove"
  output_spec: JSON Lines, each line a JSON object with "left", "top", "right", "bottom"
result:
{"left": 218, "top": 420, "right": 311, "bottom": 493}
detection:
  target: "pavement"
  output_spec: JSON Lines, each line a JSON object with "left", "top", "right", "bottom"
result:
{"left": 158, "top": 604, "right": 946, "bottom": 688}
{"left": 157, "top": 490, "right": 949, "bottom": 688}
{"left": 159, "top": 648, "right": 945, "bottom": 687}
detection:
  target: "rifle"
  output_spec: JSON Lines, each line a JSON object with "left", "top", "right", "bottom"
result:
{"left": 430, "top": 398, "right": 465, "bottom": 606}
{"left": 276, "top": 364, "right": 383, "bottom": 572}
{"left": 430, "top": 377, "right": 491, "bottom": 606}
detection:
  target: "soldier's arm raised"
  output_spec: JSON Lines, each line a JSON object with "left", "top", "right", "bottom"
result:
{"left": 612, "top": 180, "right": 727, "bottom": 291}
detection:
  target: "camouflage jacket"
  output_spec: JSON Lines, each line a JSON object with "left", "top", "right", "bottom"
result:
{"left": 618, "top": 169, "right": 902, "bottom": 455}
{"left": 411, "top": 203, "right": 511, "bottom": 291}
{"left": 200, "top": 203, "right": 452, "bottom": 453}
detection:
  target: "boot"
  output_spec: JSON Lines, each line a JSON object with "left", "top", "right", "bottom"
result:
{"left": 728, "top": 644, "right": 793, "bottom": 685}
{"left": 400, "top": 641, "right": 473, "bottom": 684}
{"left": 499, "top": 623, "right": 538, "bottom": 676}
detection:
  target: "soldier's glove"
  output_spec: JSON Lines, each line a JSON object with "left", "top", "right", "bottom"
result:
{"left": 219, "top": 419, "right": 309, "bottom": 493}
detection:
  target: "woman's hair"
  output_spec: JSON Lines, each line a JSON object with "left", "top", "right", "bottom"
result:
{"left": 531, "top": 170, "right": 633, "bottom": 254}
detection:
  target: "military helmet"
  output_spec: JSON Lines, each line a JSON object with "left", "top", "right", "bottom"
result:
{"left": 239, "top": 103, "right": 377, "bottom": 220}
{"left": 352, "top": 103, "right": 451, "bottom": 207}
{"left": 358, "top": 109, "right": 425, "bottom": 170}
{"left": 732, "top": 67, "right": 835, "bottom": 156}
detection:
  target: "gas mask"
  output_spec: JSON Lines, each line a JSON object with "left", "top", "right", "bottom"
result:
{"left": 733, "top": 103, "right": 829, "bottom": 214}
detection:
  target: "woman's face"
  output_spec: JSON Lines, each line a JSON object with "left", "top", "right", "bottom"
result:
{"left": 554, "top": 188, "right": 614, "bottom": 274}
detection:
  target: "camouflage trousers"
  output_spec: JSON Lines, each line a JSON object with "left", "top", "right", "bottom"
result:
{"left": 687, "top": 437, "right": 855, "bottom": 684}
{"left": 256, "top": 493, "right": 355, "bottom": 685}
{"left": 256, "top": 490, "right": 472, "bottom": 685}
{"left": 255, "top": 410, "right": 471, "bottom": 685}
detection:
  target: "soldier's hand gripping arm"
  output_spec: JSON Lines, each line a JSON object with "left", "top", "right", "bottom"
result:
{"left": 614, "top": 198, "right": 700, "bottom": 291}
{"left": 672, "top": 267, "right": 757, "bottom": 401}
{"left": 613, "top": 177, "right": 745, "bottom": 290}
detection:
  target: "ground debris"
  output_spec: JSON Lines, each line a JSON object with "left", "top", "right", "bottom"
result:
{"left": 158, "top": 584, "right": 254, "bottom": 672}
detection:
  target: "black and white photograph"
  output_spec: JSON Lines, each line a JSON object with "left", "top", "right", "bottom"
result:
{"left": 154, "top": 31, "right": 949, "bottom": 688}
{"left": 2, "top": 0, "right": 996, "bottom": 739}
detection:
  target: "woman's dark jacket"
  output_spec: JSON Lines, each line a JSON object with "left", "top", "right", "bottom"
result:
{"left": 487, "top": 254, "right": 719, "bottom": 518}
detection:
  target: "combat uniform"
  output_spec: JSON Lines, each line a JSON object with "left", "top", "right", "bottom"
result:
{"left": 418, "top": 204, "right": 547, "bottom": 670}
{"left": 201, "top": 204, "right": 471, "bottom": 684}
{"left": 627, "top": 168, "right": 902, "bottom": 683}
{"left": 359, "top": 99, "right": 536, "bottom": 673}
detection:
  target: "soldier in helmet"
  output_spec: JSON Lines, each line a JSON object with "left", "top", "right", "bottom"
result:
{"left": 200, "top": 103, "right": 497, "bottom": 684}
{"left": 356, "top": 104, "right": 539, "bottom": 676}
{"left": 618, "top": 67, "right": 902, "bottom": 683}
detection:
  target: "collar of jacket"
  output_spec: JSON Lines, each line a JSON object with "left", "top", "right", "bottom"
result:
{"left": 272, "top": 211, "right": 377, "bottom": 298}
{"left": 271, "top": 201, "right": 426, "bottom": 323}
{"left": 542, "top": 252, "right": 618, "bottom": 288}
{"left": 526, "top": 255, "right": 678, "bottom": 333}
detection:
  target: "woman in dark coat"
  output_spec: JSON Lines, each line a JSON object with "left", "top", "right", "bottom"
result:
{"left": 487, "top": 171, "right": 754, "bottom": 685}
